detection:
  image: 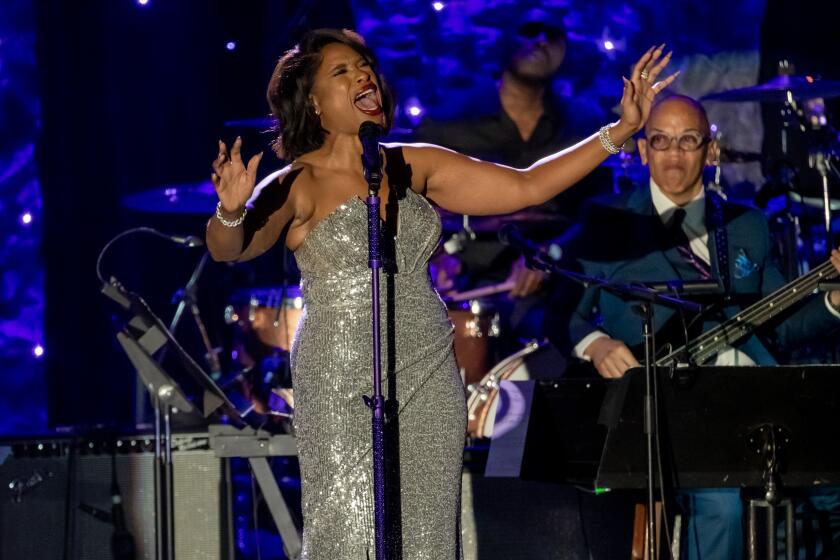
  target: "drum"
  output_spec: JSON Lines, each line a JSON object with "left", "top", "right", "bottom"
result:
{"left": 466, "top": 341, "right": 559, "bottom": 438}
{"left": 225, "top": 285, "right": 304, "bottom": 354}
{"left": 445, "top": 298, "right": 501, "bottom": 386}
{"left": 223, "top": 285, "right": 302, "bottom": 432}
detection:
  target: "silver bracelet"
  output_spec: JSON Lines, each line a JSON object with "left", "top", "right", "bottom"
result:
{"left": 598, "top": 124, "right": 623, "bottom": 155}
{"left": 215, "top": 201, "right": 247, "bottom": 228}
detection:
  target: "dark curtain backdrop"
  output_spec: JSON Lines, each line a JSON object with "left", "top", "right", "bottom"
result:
{"left": 37, "top": 0, "right": 353, "bottom": 429}
{"left": 0, "top": 0, "right": 45, "bottom": 434}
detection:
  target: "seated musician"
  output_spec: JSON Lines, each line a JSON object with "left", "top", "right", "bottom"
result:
{"left": 566, "top": 94, "right": 840, "bottom": 559}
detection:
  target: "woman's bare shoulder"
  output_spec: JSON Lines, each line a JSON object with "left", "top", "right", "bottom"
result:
{"left": 382, "top": 142, "right": 462, "bottom": 192}
{"left": 251, "top": 162, "right": 308, "bottom": 200}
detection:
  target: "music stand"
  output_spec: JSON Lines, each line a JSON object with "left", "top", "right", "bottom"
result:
{"left": 596, "top": 365, "right": 840, "bottom": 559}
{"left": 103, "top": 278, "right": 245, "bottom": 560}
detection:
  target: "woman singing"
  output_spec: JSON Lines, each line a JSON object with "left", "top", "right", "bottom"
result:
{"left": 206, "top": 28, "right": 675, "bottom": 559}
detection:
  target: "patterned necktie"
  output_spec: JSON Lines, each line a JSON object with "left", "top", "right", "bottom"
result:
{"left": 669, "top": 208, "right": 712, "bottom": 279}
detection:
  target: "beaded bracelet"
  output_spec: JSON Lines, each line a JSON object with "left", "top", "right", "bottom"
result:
{"left": 598, "top": 124, "right": 624, "bottom": 155}
{"left": 215, "top": 201, "right": 247, "bottom": 228}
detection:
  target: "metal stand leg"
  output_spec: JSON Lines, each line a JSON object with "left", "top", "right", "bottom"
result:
{"left": 153, "top": 391, "right": 165, "bottom": 560}
{"left": 164, "top": 406, "right": 175, "bottom": 560}
{"left": 748, "top": 498, "right": 795, "bottom": 560}
{"left": 152, "top": 389, "right": 177, "bottom": 560}
{"left": 768, "top": 500, "right": 777, "bottom": 560}
{"left": 249, "top": 457, "right": 302, "bottom": 560}
{"left": 747, "top": 424, "right": 795, "bottom": 560}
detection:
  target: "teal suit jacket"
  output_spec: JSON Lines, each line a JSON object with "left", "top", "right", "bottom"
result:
{"left": 567, "top": 185, "right": 839, "bottom": 365}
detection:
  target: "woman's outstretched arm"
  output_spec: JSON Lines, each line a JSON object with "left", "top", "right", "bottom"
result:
{"left": 405, "top": 45, "right": 678, "bottom": 215}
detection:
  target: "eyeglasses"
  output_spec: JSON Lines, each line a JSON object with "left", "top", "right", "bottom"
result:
{"left": 517, "top": 22, "right": 566, "bottom": 42}
{"left": 646, "top": 132, "right": 711, "bottom": 152}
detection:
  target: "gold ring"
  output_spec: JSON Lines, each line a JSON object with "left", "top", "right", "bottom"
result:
{"left": 640, "top": 70, "right": 650, "bottom": 80}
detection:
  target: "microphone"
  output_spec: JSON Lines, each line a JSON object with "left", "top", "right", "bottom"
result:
{"left": 643, "top": 280, "right": 723, "bottom": 296}
{"left": 96, "top": 227, "right": 204, "bottom": 284}
{"left": 498, "top": 224, "right": 563, "bottom": 261}
{"left": 358, "top": 121, "right": 384, "bottom": 188}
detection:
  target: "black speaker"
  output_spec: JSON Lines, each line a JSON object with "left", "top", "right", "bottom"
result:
{"left": 0, "top": 433, "right": 232, "bottom": 560}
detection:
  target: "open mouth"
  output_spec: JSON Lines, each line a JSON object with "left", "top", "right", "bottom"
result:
{"left": 353, "top": 84, "right": 382, "bottom": 116}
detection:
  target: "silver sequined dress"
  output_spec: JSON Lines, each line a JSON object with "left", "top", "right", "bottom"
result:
{"left": 291, "top": 188, "right": 467, "bottom": 559}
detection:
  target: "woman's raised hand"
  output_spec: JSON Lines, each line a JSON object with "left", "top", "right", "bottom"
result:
{"left": 211, "top": 137, "right": 263, "bottom": 213}
{"left": 618, "top": 44, "right": 679, "bottom": 133}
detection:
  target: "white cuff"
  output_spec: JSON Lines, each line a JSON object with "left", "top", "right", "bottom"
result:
{"left": 573, "top": 330, "right": 610, "bottom": 361}
{"left": 825, "top": 293, "right": 840, "bottom": 320}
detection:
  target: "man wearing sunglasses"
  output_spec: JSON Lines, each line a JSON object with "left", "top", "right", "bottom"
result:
{"left": 566, "top": 95, "right": 840, "bottom": 559}
{"left": 416, "top": 8, "right": 607, "bottom": 355}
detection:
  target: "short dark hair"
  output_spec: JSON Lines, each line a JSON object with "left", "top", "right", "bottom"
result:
{"left": 266, "top": 28, "right": 395, "bottom": 160}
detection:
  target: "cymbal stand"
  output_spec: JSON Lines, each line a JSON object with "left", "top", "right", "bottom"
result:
{"left": 442, "top": 214, "right": 476, "bottom": 254}
{"left": 797, "top": 93, "right": 840, "bottom": 258}
{"left": 809, "top": 149, "right": 836, "bottom": 257}
{"left": 779, "top": 90, "right": 838, "bottom": 260}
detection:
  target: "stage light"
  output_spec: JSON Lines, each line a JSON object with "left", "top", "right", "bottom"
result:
{"left": 20, "top": 212, "right": 32, "bottom": 225}
{"left": 137, "top": 0, "right": 150, "bottom": 6}
{"left": 226, "top": 41, "right": 236, "bottom": 51}
{"left": 598, "top": 30, "right": 625, "bottom": 56}
{"left": 711, "top": 123, "right": 718, "bottom": 133}
{"left": 404, "top": 97, "right": 425, "bottom": 125}
{"left": 33, "top": 344, "right": 44, "bottom": 358}
{"left": 432, "top": 2, "right": 445, "bottom": 11}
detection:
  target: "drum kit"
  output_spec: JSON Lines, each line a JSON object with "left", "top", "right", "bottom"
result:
{"left": 121, "top": 68, "right": 840, "bottom": 436}
{"left": 702, "top": 66, "right": 840, "bottom": 273}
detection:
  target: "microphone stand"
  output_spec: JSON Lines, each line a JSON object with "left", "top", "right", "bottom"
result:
{"left": 159, "top": 251, "right": 222, "bottom": 380}
{"left": 506, "top": 230, "right": 704, "bottom": 560}
{"left": 359, "top": 124, "right": 388, "bottom": 560}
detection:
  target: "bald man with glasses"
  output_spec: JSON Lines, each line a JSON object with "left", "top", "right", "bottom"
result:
{"left": 565, "top": 94, "right": 840, "bottom": 559}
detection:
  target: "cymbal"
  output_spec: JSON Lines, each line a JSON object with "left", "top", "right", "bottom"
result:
{"left": 702, "top": 75, "right": 840, "bottom": 103}
{"left": 787, "top": 191, "right": 840, "bottom": 212}
{"left": 122, "top": 181, "right": 217, "bottom": 214}
{"left": 436, "top": 207, "right": 564, "bottom": 233}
